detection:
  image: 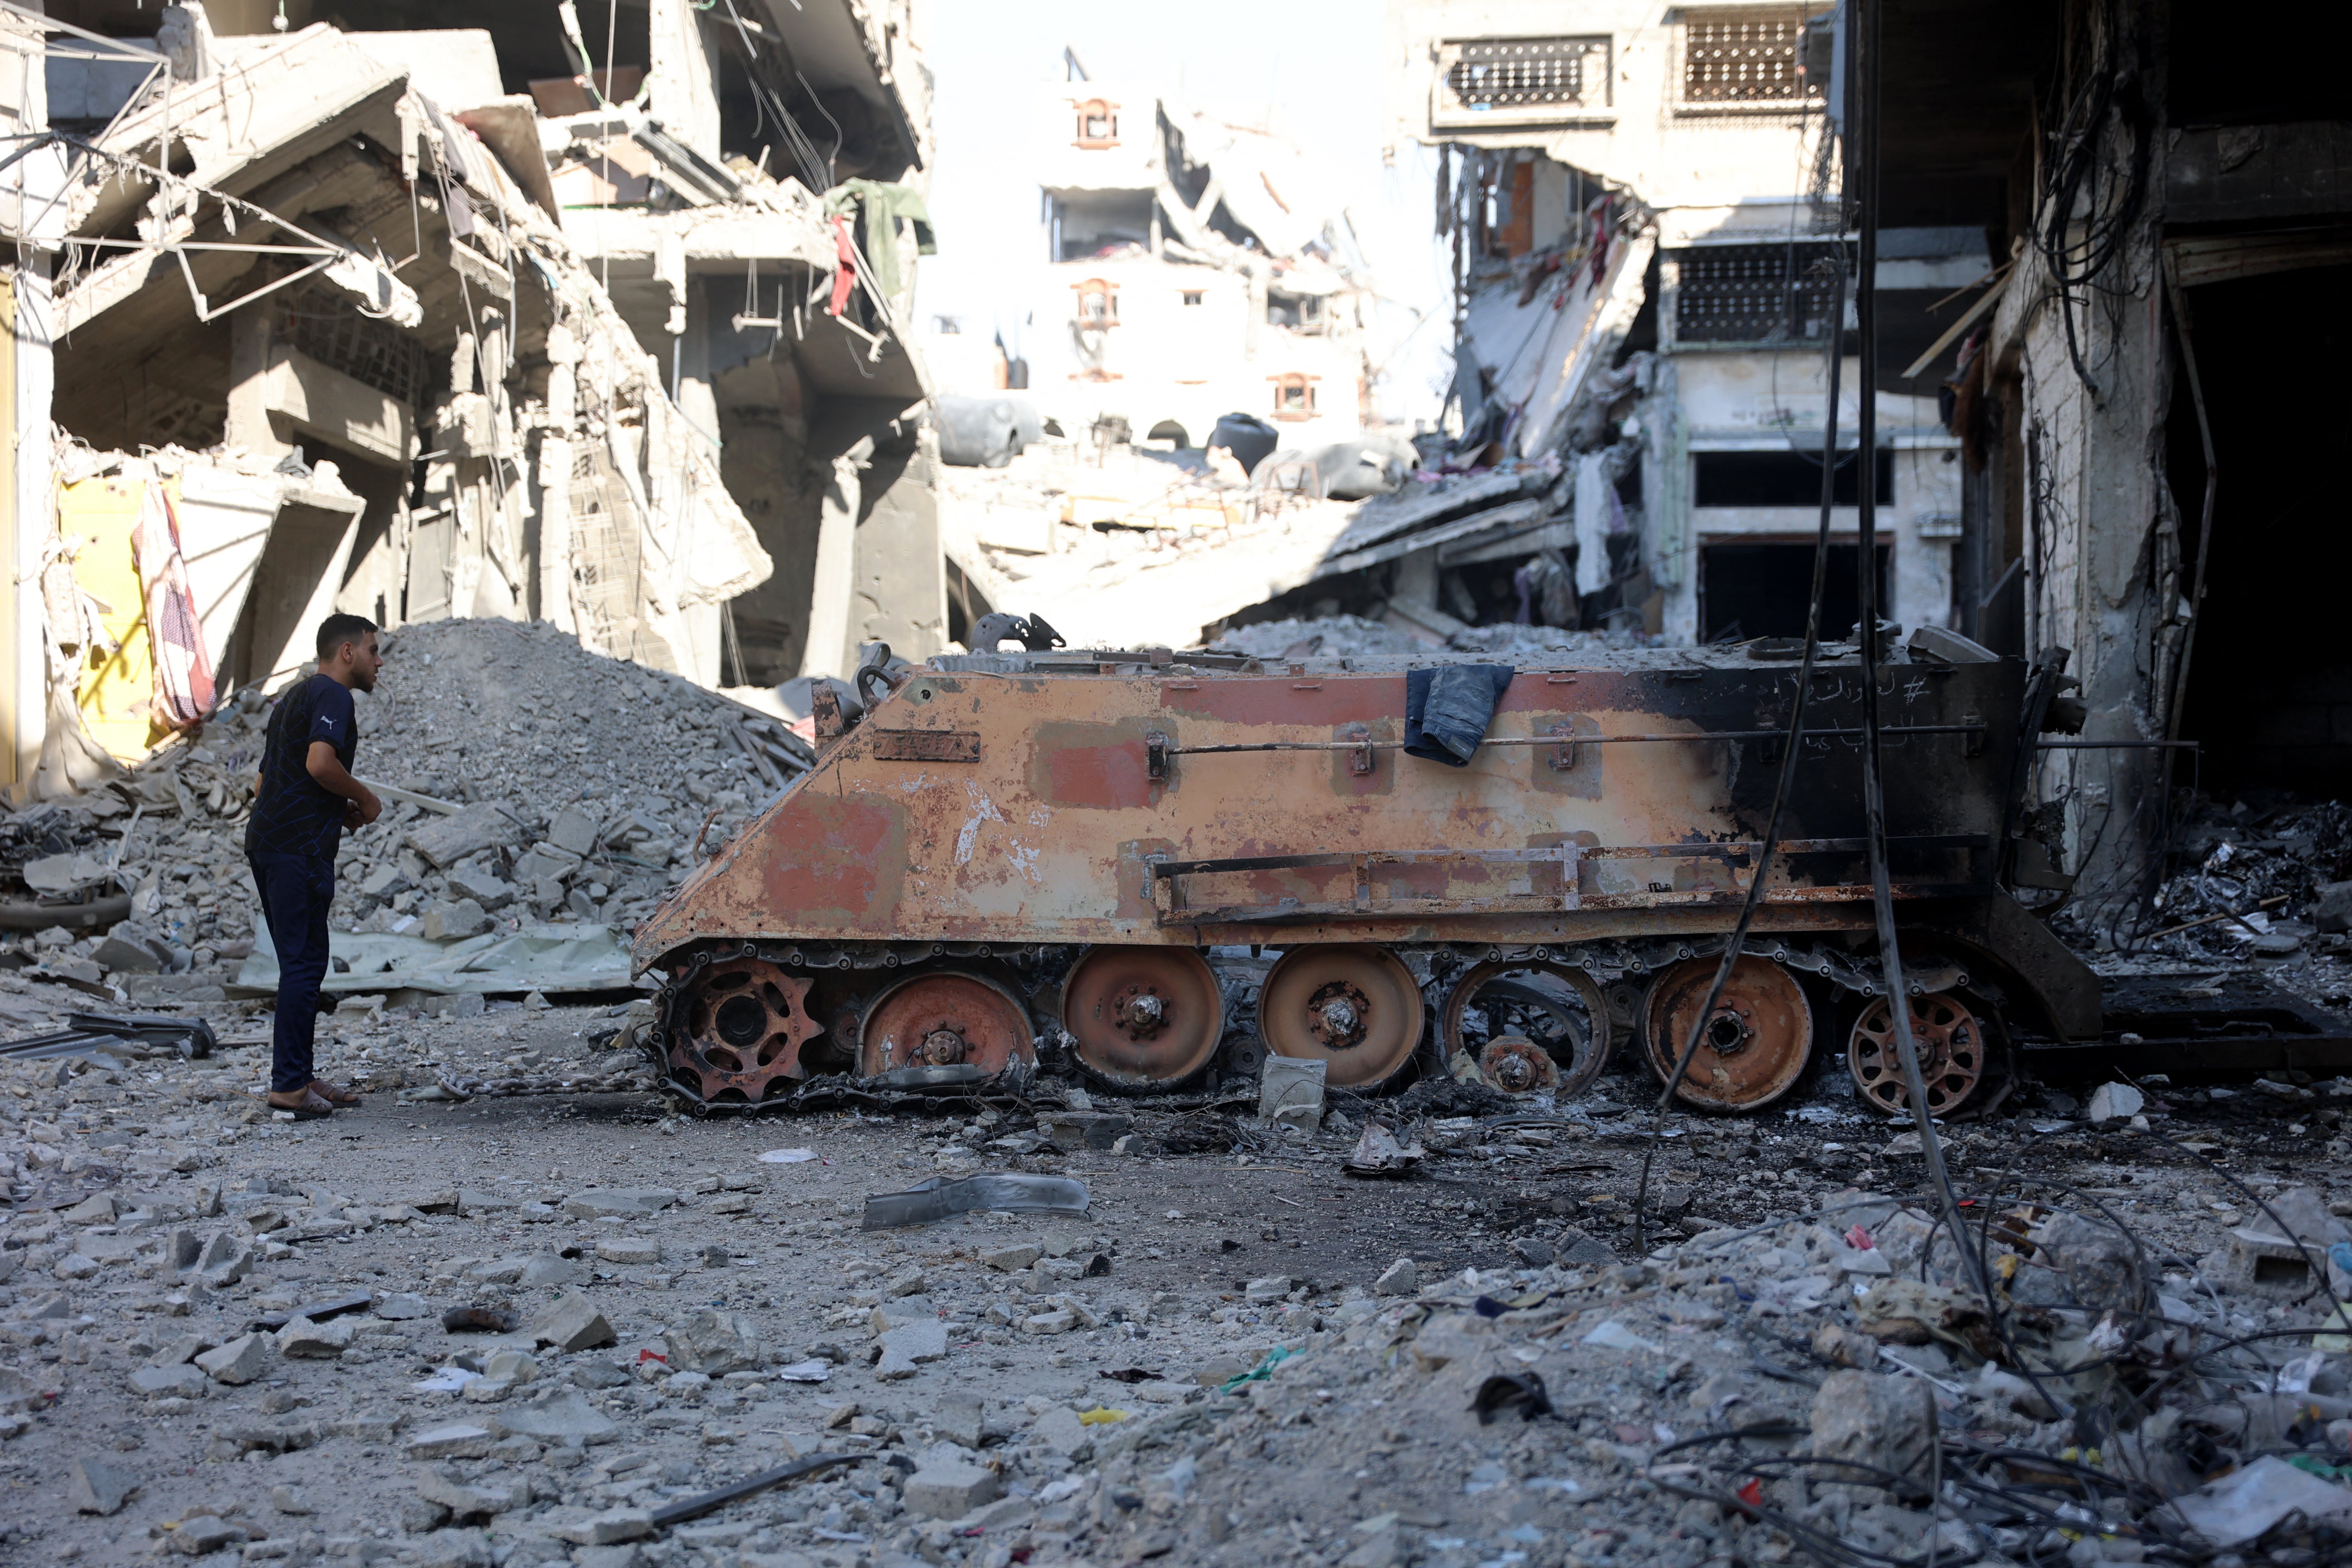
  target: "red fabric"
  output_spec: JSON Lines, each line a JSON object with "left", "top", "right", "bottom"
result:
{"left": 827, "top": 216, "right": 857, "bottom": 316}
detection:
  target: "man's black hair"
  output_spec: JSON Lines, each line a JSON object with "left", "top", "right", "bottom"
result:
{"left": 315, "top": 613, "right": 378, "bottom": 662}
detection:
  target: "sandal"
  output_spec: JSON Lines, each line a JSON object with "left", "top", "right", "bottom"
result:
{"left": 309, "top": 1080, "right": 363, "bottom": 1107}
{"left": 267, "top": 1089, "right": 337, "bottom": 1120}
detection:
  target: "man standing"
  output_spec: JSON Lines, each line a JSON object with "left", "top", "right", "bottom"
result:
{"left": 246, "top": 614, "right": 385, "bottom": 1118}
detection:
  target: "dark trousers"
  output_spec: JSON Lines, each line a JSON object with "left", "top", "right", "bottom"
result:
{"left": 251, "top": 853, "right": 335, "bottom": 1094}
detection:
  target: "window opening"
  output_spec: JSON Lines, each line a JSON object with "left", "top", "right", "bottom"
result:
{"left": 1072, "top": 279, "right": 1119, "bottom": 329}
{"left": 1073, "top": 98, "right": 1120, "bottom": 147}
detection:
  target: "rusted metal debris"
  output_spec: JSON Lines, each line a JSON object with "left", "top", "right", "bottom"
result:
{"left": 632, "top": 641, "right": 2098, "bottom": 1118}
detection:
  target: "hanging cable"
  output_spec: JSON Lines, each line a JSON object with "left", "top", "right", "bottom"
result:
{"left": 1632, "top": 252, "right": 1850, "bottom": 1253}
{"left": 1849, "top": 0, "right": 1995, "bottom": 1311}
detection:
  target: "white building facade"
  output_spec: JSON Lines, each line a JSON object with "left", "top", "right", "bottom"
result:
{"left": 1385, "top": 0, "right": 1984, "bottom": 644}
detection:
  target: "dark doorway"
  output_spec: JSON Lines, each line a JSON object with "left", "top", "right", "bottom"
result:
{"left": 2170, "top": 263, "right": 2352, "bottom": 796}
{"left": 1700, "top": 542, "right": 1889, "bottom": 644}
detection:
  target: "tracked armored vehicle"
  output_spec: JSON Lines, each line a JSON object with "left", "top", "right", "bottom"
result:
{"left": 631, "top": 635, "right": 2098, "bottom": 1117}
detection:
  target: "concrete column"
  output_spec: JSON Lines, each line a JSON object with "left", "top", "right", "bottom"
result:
{"left": 225, "top": 290, "right": 293, "bottom": 459}
{"left": 799, "top": 450, "right": 864, "bottom": 680}
{"left": 850, "top": 430, "right": 947, "bottom": 664}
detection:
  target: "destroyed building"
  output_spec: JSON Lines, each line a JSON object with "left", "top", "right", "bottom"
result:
{"left": 1367, "top": 0, "right": 1975, "bottom": 645}
{"left": 1, "top": 0, "right": 942, "bottom": 801}
{"left": 1360, "top": 0, "right": 2352, "bottom": 926}
{"left": 1012, "top": 59, "right": 1379, "bottom": 453}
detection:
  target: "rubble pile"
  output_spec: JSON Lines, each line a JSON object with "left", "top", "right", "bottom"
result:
{"left": 0, "top": 621, "right": 811, "bottom": 1004}
{"left": 1204, "top": 614, "right": 1646, "bottom": 662}
{"left": 2140, "top": 797, "right": 2352, "bottom": 963}
{"left": 12, "top": 1015, "right": 2352, "bottom": 1568}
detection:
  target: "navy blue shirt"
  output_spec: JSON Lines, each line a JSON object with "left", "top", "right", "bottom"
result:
{"left": 245, "top": 674, "right": 359, "bottom": 861}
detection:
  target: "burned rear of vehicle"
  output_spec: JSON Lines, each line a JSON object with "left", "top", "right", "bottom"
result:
{"left": 631, "top": 634, "right": 2096, "bottom": 1118}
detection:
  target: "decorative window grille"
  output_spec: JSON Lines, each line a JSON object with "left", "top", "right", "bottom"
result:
{"left": 1672, "top": 242, "right": 1850, "bottom": 343}
{"left": 1681, "top": 7, "right": 1822, "bottom": 104}
{"left": 1430, "top": 36, "right": 1611, "bottom": 128}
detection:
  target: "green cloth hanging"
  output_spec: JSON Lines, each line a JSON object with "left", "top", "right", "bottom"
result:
{"left": 821, "top": 180, "right": 936, "bottom": 303}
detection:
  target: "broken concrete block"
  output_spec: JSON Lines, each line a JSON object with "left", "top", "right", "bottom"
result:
{"left": 553, "top": 1509, "right": 654, "bottom": 1546}
{"left": 982, "top": 1245, "right": 1041, "bottom": 1273}
{"left": 1374, "top": 1258, "right": 1418, "bottom": 1296}
{"left": 874, "top": 1320, "right": 950, "bottom": 1380}
{"left": 1260, "top": 1055, "right": 1327, "bottom": 1129}
{"left": 148, "top": 1333, "right": 210, "bottom": 1369}
{"left": 594, "top": 1237, "right": 659, "bottom": 1265}
{"left": 68, "top": 1456, "right": 141, "bottom": 1514}
{"left": 164, "top": 1514, "right": 240, "bottom": 1555}
{"left": 2314, "top": 880, "right": 2352, "bottom": 935}
{"left": 513, "top": 843, "right": 582, "bottom": 887}
{"left": 416, "top": 1468, "right": 523, "bottom": 1518}
{"left": 488, "top": 1389, "right": 621, "bottom": 1448}
{"left": 276, "top": 1316, "right": 354, "bottom": 1357}
{"left": 1808, "top": 1370, "right": 1934, "bottom": 1493}
{"left": 935, "top": 1392, "right": 987, "bottom": 1449}
{"left": 518, "top": 1253, "right": 580, "bottom": 1289}
{"left": 445, "top": 867, "right": 515, "bottom": 912}
{"left": 1244, "top": 1275, "right": 1295, "bottom": 1305}
{"left": 59, "top": 1193, "right": 118, "bottom": 1225}
{"left": 667, "top": 1310, "right": 762, "bottom": 1374}
{"left": 1032, "top": 1406, "right": 1091, "bottom": 1457}
{"left": 547, "top": 807, "right": 602, "bottom": 858}
{"left": 92, "top": 932, "right": 165, "bottom": 974}
{"left": 885, "top": 1268, "right": 928, "bottom": 1297}
{"left": 408, "top": 803, "right": 525, "bottom": 870}
{"left": 404, "top": 1423, "right": 497, "bottom": 1460}
{"left": 2215, "top": 1227, "right": 2325, "bottom": 1298}
{"left": 2085, "top": 1082, "right": 2144, "bottom": 1124}
{"left": 129, "top": 1364, "right": 208, "bottom": 1399}
{"left": 194, "top": 1332, "right": 271, "bottom": 1385}
{"left": 421, "top": 898, "right": 490, "bottom": 941}
{"left": 1020, "top": 1309, "right": 1076, "bottom": 1336}
{"left": 525, "top": 1292, "right": 616, "bottom": 1352}
{"left": 561, "top": 1188, "right": 678, "bottom": 1219}
{"left": 901, "top": 1460, "right": 1002, "bottom": 1520}
{"left": 375, "top": 1292, "right": 433, "bottom": 1320}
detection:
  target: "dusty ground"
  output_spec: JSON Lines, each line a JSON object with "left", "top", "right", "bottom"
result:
{"left": 4, "top": 991, "right": 2349, "bottom": 1568}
